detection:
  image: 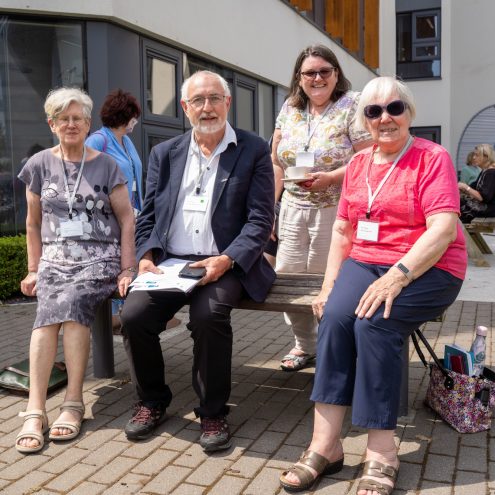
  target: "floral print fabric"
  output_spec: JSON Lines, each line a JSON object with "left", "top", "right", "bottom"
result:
{"left": 425, "top": 365, "right": 495, "bottom": 433}
{"left": 275, "top": 91, "right": 369, "bottom": 209}
{"left": 18, "top": 149, "right": 126, "bottom": 328}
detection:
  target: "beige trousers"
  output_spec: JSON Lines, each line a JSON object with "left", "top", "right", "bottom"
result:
{"left": 275, "top": 201, "right": 337, "bottom": 355}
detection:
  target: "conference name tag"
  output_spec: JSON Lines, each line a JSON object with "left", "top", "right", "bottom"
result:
{"left": 357, "top": 219, "right": 379, "bottom": 242}
{"left": 59, "top": 220, "right": 84, "bottom": 238}
{"left": 295, "top": 151, "right": 315, "bottom": 167}
{"left": 184, "top": 195, "right": 208, "bottom": 212}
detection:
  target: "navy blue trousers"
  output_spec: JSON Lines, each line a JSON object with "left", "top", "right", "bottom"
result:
{"left": 310, "top": 258, "right": 463, "bottom": 429}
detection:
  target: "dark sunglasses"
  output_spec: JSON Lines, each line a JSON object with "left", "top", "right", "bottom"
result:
{"left": 300, "top": 67, "right": 337, "bottom": 80}
{"left": 363, "top": 100, "right": 408, "bottom": 119}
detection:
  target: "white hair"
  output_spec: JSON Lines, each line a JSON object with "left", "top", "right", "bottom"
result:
{"left": 181, "top": 70, "right": 231, "bottom": 101}
{"left": 355, "top": 76, "right": 416, "bottom": 131}
{"left": 44, "top": 87, "right": 93, "bottom": 121}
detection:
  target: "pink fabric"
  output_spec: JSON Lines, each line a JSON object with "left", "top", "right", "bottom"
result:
{"left": 337, "top": 137, "right": 467, "bottom": 279}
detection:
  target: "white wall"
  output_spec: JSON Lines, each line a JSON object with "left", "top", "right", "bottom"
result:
{"left": 0, "top": 0, "right": 376, "bottom": 90}
{"left": 379, "top": 0, "right": 495, "bottom": 159}
{"left": 450, "top": 0, "right": 495, "bottom": 162}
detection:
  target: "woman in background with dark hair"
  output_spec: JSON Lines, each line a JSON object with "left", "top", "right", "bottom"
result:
{"left": 86, "top": 89, "right": 143, "bottom": 215}
{"left": 272, "top": 44, "right": 371, "bottom": 371}
{"left": 86, "top": 89, "right": 143, "bottom": 331}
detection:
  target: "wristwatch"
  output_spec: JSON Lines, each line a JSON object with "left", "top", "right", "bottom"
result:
{"left": 394, "top": 262, "right": 413, "bottom": 281}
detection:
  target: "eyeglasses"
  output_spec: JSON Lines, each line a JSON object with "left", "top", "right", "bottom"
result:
{"left": 186, "top": 94, "right": 226, "bottom": 109}
{"left": 364, "top": 100, "right": 408, "bottom": 120}
{"left": 55, "top": 115, "right": 87, "bottom": 127}
{"left": 300, "top": 67, "right": 337, "bottom": 80}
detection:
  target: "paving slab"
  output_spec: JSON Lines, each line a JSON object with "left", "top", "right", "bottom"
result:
{"left": 0, "top": 237, "right": 494, "bottom": 494}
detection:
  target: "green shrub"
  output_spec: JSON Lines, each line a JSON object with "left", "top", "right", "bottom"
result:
{"left": 0, "top": 235, "right": 27, "bottom": 301}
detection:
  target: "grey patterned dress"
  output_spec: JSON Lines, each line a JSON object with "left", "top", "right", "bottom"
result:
{"left": 18, "top": 149, "right": 127, "bottom": 329}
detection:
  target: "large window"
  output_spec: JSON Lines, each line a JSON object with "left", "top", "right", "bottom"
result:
{"left": 0, "top": 18, "right": 84, "bottom": 235}
{"left": 397, "top": 8, "right": 441, "bottom": 79}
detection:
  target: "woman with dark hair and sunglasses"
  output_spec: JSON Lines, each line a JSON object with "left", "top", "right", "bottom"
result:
{"left": 272, "top": 44, "right": 371, "bottom": 372}
{"left": 280, "top": 76, "right": 466, "bottom": 494}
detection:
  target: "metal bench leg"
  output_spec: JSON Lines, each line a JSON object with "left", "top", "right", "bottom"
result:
{"left": 398, "top": 338, "right": 409, "bottom": 417}
{"left": 91, "top": 298, "right": 115, "bottom": 378}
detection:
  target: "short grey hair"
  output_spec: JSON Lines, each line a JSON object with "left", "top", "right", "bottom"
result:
{"left": 44, "top": 87, "right": 93, "bottom": 121}
{"left": 181, "top": 70, "right": 231, "bottom": 101}
{"left": 355, "top": 76, "right": 416, "bottom": 131}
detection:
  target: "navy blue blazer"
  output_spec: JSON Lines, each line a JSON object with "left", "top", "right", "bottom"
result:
{"left": 135, "top": 128, "right": 276, "bottom": 302}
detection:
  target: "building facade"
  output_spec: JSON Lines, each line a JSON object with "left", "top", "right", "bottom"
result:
{"left": 1, "top": 0, "right": 494, "bottom": 235}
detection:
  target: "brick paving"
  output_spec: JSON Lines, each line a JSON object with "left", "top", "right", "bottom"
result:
{"left": 0, "top": 300, "right": 493, "bottom": 494}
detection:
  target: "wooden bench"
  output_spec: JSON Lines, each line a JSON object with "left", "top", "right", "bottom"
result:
{"left": 90, "top": 273, "right": 414, "bottom": 416}
{"left": 463, "top": 218, "right": 495, "bottom": 265}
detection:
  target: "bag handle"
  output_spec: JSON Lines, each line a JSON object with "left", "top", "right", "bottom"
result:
{"left": 412, "top": 327, "right": 455, "bottom": 390}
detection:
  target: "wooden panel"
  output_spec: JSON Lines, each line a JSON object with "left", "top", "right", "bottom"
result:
{"left": 343, "top": 0, "right": 360, "bottom": 53}
{"left": 237, "top": 273, "right": 324, "bottom": 314}
{"left": 289, "top": 0, "right": 313, "bottom": 12}
{"left": 325, "top": 0, "right": 343, "bottom": 40}
{"left": 364, "top": 0, "right": 379, "bottom": 68}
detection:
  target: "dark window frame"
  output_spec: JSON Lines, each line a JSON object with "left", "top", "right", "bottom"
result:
{"left": 233, "top": 74, "right": 259, "bottom": 134}
{"left": 396, "top": 8, "right": 441, "bottom": 80}
{"left": 141, "top": 38, "right": 183, "bottom": 128}
{"left": 410, "top": 125, "right": 441, "bottom": 144}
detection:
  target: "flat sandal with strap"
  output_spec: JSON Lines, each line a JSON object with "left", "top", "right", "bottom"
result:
{"left": 279, "top": 449, "right": 344, "bottom": 492}
{"left": 15, "top": 409, "right": 49, "bottom": 454}
{"left": 49, "top": 400, "right": 85, "bottom": 441}
{"left": 357, "top": 459, "right": 399, "bottom": 495}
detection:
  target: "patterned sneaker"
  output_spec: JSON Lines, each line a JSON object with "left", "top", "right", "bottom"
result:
{"left": 124, "top": 401, "right": 167, "bottom": 440}
{"left": 199, "top": 416, "right": 232, "bottom": 452}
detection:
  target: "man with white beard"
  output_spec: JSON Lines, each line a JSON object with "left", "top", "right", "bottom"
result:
{"left": 121, "top": 71, "right": 275, "bottom": 452}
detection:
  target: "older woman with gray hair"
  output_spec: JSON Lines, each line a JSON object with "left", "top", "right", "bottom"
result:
{"left": 280, "top": 76, "right": 466, "bottom": 494}
{"left": 15, "top": 87, "right": 135, "bottom": 454}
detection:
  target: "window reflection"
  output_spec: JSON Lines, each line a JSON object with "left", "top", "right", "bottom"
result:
{"left": 147, "top": 57, "right": 176, "bottom": 117}
{"left": 0, "top": 18, "right": 83, "bottom": 235}
{"left": 258, "top": 83, "right": 274, "bottom": 140}
{"left": 236, "top": 85, "right": 255, "bottom": 132}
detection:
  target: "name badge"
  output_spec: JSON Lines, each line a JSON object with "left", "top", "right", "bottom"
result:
{"left": 296, "top": 151, "right": 315, "bottom": 167}
{"left": 357, "top": 219, "right": 379, "bottom": 241}
{"left": 59, "top": 219, "right": 84, "bottom": 238}
{"left": 184, "top": 195, "right": 208, "bottom": 212}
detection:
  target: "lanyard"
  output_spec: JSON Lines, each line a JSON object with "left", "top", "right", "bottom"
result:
{"left": 60, "top": 146, "right": 86, "bottom": 219}
{"left": 194, "top": 141, "right": 221, "bottom": 195}
{"left": 365, "top": 135, "right": 413, "bottom": 219}
{"left": 304, "top": 101, "right": 333, "bottom": 151}
{"left": 123, "top": 140, "right": 140, "bottom": 206}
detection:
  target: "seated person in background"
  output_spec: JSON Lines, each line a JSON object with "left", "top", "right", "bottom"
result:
{"left": 121, "top": 70, "right": 275, "bottom": 452}
{"left": 280, "top": 76, "right": 466, "bottom": 495}
{"left": 459, "top": 143, "right": 495, "bottom": 223}
{"left": 459, "top": 150, "right": 480, "bottom": 185}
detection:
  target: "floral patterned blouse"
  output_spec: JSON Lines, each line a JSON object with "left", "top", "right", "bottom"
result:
{"left": 18, "top": 149, "right": 126, "bottom": 265}
{"left": 275, "top": 91, "right": 369, "bottom": 208}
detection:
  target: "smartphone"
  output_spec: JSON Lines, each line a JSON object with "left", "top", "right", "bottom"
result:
{"left": 178, "top": 263, "right": 206, "bottom": 279}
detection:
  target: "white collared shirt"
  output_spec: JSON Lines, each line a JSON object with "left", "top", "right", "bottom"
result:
{"left": 167, "top": 122, "right": 237, "bottom": 256}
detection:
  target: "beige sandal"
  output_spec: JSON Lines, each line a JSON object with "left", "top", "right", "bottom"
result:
{"left": 49, "top": 400, "right": 85, "bottom": 441}
{"left": 357, "top": 459, "right": 399, "bottom": 495}
{"left": 15, "top": 409, "right": 49, "bottom": 454}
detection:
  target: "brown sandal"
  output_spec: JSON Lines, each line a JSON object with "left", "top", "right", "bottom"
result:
{"left": 279, "top": 449, "right": 344, "bottom": 492}
{"left": 357, "top": 459, "right": 399, "bottom": 495}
